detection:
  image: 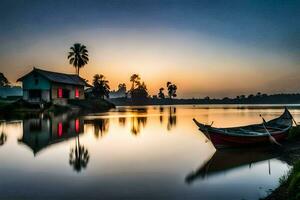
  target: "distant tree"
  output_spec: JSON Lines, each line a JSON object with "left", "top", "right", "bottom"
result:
{"left": 256, "top": 92, "right": 261, "bottom": 97}
{"left": 130, "top": 74, "right": 140, "bottom": 90}
{"left": 118, "top": 83, "right": 127, "bottom": 93}
{"left": 240, "top": 95, "right": 246, "bottom": 99}
{"left": 248, "top": 94, "right": 254, "bottom": 99}
{"left": 204, "top": 96, "right": 210, "bottom": 100}
{"left": 167, "top": 82, "right": 177, "bottom": 99}
{"left": 131, "top": 82, "right": 149, "bottom": 99}
{"left": 92, "top": 74, "right": 110, "bottom": 99}
{"left": 158, "top": 87, "right": 165, "bottom": 99}
{"left": 68, "top": 43, "right": 89, "bottom": 75}
{"left": 0, "top": 73, "right": 10, "bottom": 87}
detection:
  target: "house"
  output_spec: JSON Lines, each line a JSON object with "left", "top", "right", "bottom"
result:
{"left": 17, "top": 67, "right": 91, "bottom": 104}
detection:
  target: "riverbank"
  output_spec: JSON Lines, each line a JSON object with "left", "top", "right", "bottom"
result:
{"left": 0, "top": 99, "right": 115, "bottom": 119}
{"left": 108, "top": 94, "right": 300, "bottom": 106}
{"left": 263, "top": 126, "right": 300, "bottom": 200}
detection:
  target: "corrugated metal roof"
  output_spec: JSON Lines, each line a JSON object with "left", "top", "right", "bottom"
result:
{"left": 18, "top": 67, "right": 91, "bottom": 87}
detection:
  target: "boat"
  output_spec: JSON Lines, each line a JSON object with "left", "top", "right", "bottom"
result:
{"left": 193, "top": 107, "right": 293, "bottom": 149}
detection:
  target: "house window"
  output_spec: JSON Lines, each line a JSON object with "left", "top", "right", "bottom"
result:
{"left": 35, "top": 79, "right": 39, "bottom": 85}
{"left": 58, "top": 122, "right": 63, "bottom": 136}
{"left": 75, "top": 87, "right": 79, "bottom": 98}
{"left": 58, "top": 88, "right": 63, "bottom": 98}
{"left": 75, "top": 119, "right": 80, "bottom": 133}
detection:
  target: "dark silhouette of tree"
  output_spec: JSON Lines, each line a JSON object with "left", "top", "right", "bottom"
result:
{"left": 131, "top": 82, "right": 148, "bottom": 99}
{"left": 0, "top": 132, "right": 7, "bottom": 146}
{"left": 158, "top": 87, "right": 165, "bottom": 99}
{"left": 240, "top": 95, "right": 246, "bottom": 99}
{"left": 0, "top": 73, "right": 10, "bottom": 87}
{"left": 118, "top": 83, "right": 127, "bottom": 93}
{"left": 130, "top": 74, "right": 140, "bottom": 91}
{"left": 68, "top": 43, "right": 89, "bottom": 75}
{"left": 167, "top": 82, "right": 177, "bottom": 99}
{"left": 69, "top": 136, "right": 90, "bottom": 172}
{"left": 256, "top": 92, "right": 261, "bottom": 97}
{"left": 248, "top": 94, "right": 254, "bottom": 99}
{"left": 92, "top": 74, "right": 110, "bottom": 99}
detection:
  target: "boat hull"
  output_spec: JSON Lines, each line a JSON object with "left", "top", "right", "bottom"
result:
{"left": 206, "top": 130, "right": 288, "bottom": 149}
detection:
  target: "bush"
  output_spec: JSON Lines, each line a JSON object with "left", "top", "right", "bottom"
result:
{"left": 288, "top": 126, "right": 300, "bottom": 140}
{"left": 288, "top": 173, "right": 300, "bottom": 199}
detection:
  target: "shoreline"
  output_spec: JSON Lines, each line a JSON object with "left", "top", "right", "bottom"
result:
{"left": 0, "top": 99, "right": 115, "bottom": 119}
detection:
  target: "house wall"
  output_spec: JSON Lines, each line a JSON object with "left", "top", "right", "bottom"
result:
{"left": 51, "top": 83, "right": 84, "bottom": 100}
{"left": 23, "top": 89, "right": 50, "bottom": 103}
{"left": 22, "top": 73, "right": 51, "bottom": 90}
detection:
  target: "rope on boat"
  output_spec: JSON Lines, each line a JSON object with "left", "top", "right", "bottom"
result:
{"left": 260, "top": 115, "right": 282, "bottom": 146}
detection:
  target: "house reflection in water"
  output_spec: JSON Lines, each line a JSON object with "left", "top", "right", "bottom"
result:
{"left": 18, "top": 114, "right": 84, "bottom": 156}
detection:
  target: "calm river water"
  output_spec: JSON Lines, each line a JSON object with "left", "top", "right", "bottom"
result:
{"left": 0, "top": 105, "right": 300, "bottom": 200}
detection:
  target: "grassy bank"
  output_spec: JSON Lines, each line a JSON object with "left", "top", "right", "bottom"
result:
{"left": 264, "top": 126, "right": 300, "bottom": 200}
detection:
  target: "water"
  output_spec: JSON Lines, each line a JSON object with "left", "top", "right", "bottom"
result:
{"left": 0, "top": 105, "right": 299, "bottom": 200}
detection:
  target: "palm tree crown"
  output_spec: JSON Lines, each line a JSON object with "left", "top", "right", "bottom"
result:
{"left": 68, "top": 43, "right": 89, "bottom": 75}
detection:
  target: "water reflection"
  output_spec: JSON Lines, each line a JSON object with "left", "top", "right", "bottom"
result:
{"left": 118, "top": 117, "right": 126, "bottom": 127}
{"left": 185, "top": 147, "right": 286, "bottom": 184}
{"left": 69, "top": 136, "right": 90, "bottom": 172}
{"left": 159, "top": 106, "right": 164, "bottom": 124}
{"left": 85, "top": 118, "right": 110, "bottom": 138}
{"left": 18, "top": 114, "right": 84, "bottom": 155}
{"left": 130, "top": 116, "right": 147, "bottom": 135}
{"left": 167, "top": 107, "right": 177, "bottom": 131}
{"left": 0, "top": 105, "right": 297, "bottom": 199}
{"left": 0, "top": 122, "right": 7, "bottom": 146}
{"left": 0, "top": 132, "right": 7, "bottom": 146}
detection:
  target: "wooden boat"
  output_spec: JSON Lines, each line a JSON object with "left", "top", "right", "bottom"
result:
{"left": 193, "top": 108, "right": 293, "bottom": 149}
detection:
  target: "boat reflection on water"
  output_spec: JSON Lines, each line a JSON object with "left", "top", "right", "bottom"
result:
{"left": 185, "top": 147, "right": 291, "bottom": 184}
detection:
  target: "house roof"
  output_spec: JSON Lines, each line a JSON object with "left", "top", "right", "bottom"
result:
{"left": 17, "top": 67, "right": 92, "bottom": 87}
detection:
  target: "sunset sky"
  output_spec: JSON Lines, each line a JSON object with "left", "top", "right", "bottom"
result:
{"left": 0, "top": 0, "right": 299, "bottom": 98}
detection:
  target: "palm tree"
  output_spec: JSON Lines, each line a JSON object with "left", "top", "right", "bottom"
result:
{"left": 130, "top": 74, "right": 140, "bottom": 90}
{"left": 92, "top": 74, "right": 110, "bottom": 99}
{"left": 67, "top": 43, "right": 89, "bottom": 75}
{"left": 69, "top": 136, "right": 90, "bottom": 172}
